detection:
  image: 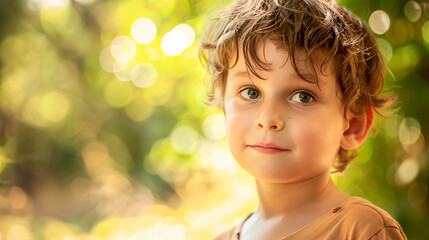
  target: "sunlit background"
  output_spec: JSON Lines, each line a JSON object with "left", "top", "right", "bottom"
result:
{"left": 0, "top": 0, "right": 428, "bottom": 239}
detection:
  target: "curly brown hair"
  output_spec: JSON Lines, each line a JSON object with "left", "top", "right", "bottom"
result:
{"left": 199, "top": 0, "right": 395, "bottom": 173}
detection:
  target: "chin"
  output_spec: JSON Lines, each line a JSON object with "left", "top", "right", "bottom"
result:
{"left": 250, "top": 171, "right": 298, "bottom": 183}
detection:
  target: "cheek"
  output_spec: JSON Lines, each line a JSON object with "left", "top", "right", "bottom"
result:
{"left": 225, "top": 111, "right": 247, "bottom": 141}
{"left": 292, "top": 113, "right": 343, "bottom": 158}
{"left": 224, "top": 107, "right": 255, "bottom": 157}
{"left": 225, "top": 100, "right": 248, "bottom": 137}
{"left": 225, "top": 113, "right": 245, "bottom": 163}
{"left": 292, "top": 119, "right": 321, "bottom": 147}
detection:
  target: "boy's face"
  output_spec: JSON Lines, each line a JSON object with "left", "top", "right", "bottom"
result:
{"left": 223, "top": 41, "right": 349, "bottom": 183}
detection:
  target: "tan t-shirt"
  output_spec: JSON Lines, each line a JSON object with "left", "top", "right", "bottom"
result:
{"left": 214, "top": 196, "right": 407, "bottom": 240}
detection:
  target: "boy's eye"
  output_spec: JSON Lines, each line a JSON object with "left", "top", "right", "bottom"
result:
{"left": 290, "top": 91, "right": 314, "bottom": 104}
{"left": 239, "top": 87, "right": 261, "bottom": 100}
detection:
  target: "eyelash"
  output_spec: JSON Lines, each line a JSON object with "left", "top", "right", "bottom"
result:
{"left": 238, "top": 87, "right": 316, "bottom": 104}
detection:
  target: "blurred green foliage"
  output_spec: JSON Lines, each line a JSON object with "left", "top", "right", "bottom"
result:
{"left": 0, "top": 0, "right": 428, "bottom": 239}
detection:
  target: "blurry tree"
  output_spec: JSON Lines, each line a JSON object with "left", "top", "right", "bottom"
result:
{"left": 0, "top": 0, "right": 428, "bottom": 239}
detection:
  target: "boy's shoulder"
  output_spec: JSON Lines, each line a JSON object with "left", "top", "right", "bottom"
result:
{"left": 314, "top": 196, "right": 407, "bottom": 239}
{"left": 213, "top": 196, "right": 407, "bottom": 240}
{"left": 338, "top": 196, "right": 400, "bottom": 227}
{"left": 345, "top": 197, "right": 397, "bottom": 222}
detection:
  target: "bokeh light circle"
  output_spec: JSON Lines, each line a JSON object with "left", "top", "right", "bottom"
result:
{"left": 396, "top": 158, "right": 419, "bottom": 185}
{"left": 40, "top": 0, "right": 70, "bottom": 9}
{"left": 161, "top": 24, "right": 195, "bottom": 56}
{"left": 110, "top": 36, "right": 136, "bottom": 62}
{"left": 161, "top": 31, "right": 187, "bottom": 56}
{"left": 131, "top": 18, "right": 157, "bottom": 44}
{"left": 99, "top": 47, "right": 116, "bottom": 72}
{"left": 404, "top": 1, "right": 421, "bottom": 23}
{"left": 422, "top": 21, "right": 429, "bottom": 43}
{"left": 132, "top": 62, "right": 158, "bottom": 88}
{"left": 399, "top": 117, "right": 421, "bottom": 146}
{"left": 113, "top": 59, "right": 140, "bottom": 81}
{"left": 369, "top": 10, "right": 391, "bottom": 34}
{"left": 170, "top": 126, "right": 200, "bottom": 155}
{"left": 41, "top": 91, "right": 70, "bottom": 122}
{"left": 376, "top": 38, "right": 393, "bottom": 62}
{"left": 173, "top": 24, "right": 195, "bottom": 48}
{"left": 203, "top": 113, "right": 225, "bottom": 141}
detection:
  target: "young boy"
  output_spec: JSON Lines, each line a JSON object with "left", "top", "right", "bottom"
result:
{"left": 200, "top": 0, "right": 407, "bottom": 239}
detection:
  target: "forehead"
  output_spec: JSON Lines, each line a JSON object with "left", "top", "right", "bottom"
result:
{"left": 229, "top": 39, "right": 334, "bottom": 85}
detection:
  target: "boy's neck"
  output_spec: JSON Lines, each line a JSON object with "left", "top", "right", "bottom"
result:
{"left": 255, "top": 170, "right": 347, "bottom": 219}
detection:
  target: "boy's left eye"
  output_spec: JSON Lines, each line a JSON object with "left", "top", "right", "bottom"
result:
{"left": 290, "top": 91, "right": 314, "bottom": 104}
{"left": 239, "top": 87, "right": 261, "bottom": 100}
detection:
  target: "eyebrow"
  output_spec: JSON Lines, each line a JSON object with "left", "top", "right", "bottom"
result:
{"left": 231, "top": 71, "right": 251, "bottom": 79}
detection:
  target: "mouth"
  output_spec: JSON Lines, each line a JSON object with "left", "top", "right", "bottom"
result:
{"left": 248, "top": 143, "right": 289, "bottom": 154}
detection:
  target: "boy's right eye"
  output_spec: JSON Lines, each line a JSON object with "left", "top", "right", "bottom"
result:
{"left": 239, "top": 87, "right": 261, "bottom": 100}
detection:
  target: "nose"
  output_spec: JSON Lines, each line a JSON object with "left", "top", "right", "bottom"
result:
{"left": 255, "top": 101, "right": 284, "bottom": 131}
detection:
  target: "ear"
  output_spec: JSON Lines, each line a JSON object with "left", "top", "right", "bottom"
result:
{"left": 340, "top": 106, "right": 374, "bottom": 150}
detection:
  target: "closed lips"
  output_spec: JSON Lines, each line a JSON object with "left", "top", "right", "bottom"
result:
{"left": 249, "top": 143, "right": 286, "bottom": 150}
{"left": 248, "top": 144, "right": 289, "bottom": 153}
